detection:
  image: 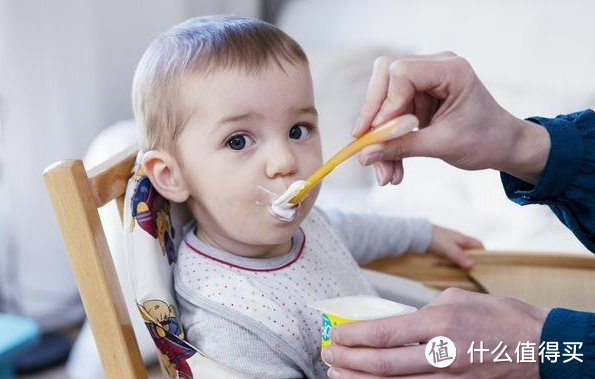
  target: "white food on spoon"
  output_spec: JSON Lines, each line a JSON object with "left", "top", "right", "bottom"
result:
{"left": 269, "top": 180, "right": 307, "bottom": 222}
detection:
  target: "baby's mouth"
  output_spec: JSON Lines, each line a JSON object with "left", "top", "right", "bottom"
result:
{"left": 256, "top": 181, "right": 307, "bottom": 223}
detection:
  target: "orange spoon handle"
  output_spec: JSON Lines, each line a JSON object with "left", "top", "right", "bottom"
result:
{"left": 290, "top": 114, "right": 418, "bottom": 204}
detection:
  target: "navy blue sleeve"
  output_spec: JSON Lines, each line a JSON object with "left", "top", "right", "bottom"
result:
{"left": 539, "top": 309, "right": 595, "bottom": 379}
{"left": 500, "top": 109, "right": 595, "bottom": 379}
{"left": 500, "top": 109, "right": 595, "bottom": 252}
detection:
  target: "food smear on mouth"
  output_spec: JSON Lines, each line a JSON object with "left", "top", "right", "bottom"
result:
{"left": 269, "top": 180, "right": 307, "bottom": 222}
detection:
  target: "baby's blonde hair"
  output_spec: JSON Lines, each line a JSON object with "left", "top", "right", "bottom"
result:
{"left": 132, "top": 15, "right": 308, "bottom": 152}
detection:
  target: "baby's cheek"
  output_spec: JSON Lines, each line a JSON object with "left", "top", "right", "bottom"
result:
{"left": 303, "top": 153, "right": 323, "bottom": 176}
{"left": 225, "top": 187, "right": 259, "bottom": 221}
{"left": 212, "top": 175, "right": 250, "bottom": 203}
{"left": 295, "top": 183, "right": 319, "bottom": 222}
{"left": 209, "top": 167, "right": 264, "bottom": 226}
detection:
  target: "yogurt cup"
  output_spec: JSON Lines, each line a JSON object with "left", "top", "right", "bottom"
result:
{"left": 308, "top": 295, "right": 417, "bottom": 349}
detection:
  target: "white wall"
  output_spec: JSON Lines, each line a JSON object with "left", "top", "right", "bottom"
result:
{"left": 279, "top": 0, "right": 595, "bottom": 118}
{"left": 0, "top": 0, "right": 258, "bottom": 329}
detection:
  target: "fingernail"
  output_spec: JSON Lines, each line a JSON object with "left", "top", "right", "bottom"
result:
{"left": 374, "top": 165, "right": 384, "bottom": 186}
{"left": 352, "top": 116, "right": 362, "bottom": 136}
{"left": 328, "top": 367, "right": 341, "bottom": 379}
{"left": 390, "top": 168, "right": 401, "bottom": 185}
{"left": 321, "top": 348, "right": 334, "bottom": 366}
{"left": 330, "top": 327, "right": 340, "bottom": 343}
{"left": 363, "top": 152, "right": 384, "bottom": 166}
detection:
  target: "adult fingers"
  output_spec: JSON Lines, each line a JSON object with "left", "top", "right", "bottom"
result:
{"left": 353, "top": 52, "right": 457, "bottom": 137}
{"left": 370, "top": 55, "right": 468, "bottom": 128}
{"left": 359, "top": 126, "right": 444, "bottom": 164}
{"left": 330, "top": 308, "right": 441, "bottom": 348}
{"left": 390, "top": 160, "right": 404, "bottom": 185}
{"left": 370, "top": 159, "right": 403, "bottom": 186}
{"left": 413, "top": 92, "right": 441, "bottom": 128}
{"left": 373, "top": 161, "right": 394, "bottom": 186}
{"left": 360, "top": 144, "right": 386, "bottom": 166}
{"left": 322, "top": 344, "right": 436, "bottom": 377}
{"left": 327, "top": 367, "right": 441, "bottom": 379}
{"left": 370, "top": 68, "right": 415, "bottom": 127}
{"left": 367, "top": 52, "right": 457, "bottom": 128}
{"left": 353, "top": 56, "right": 395, "bottom": 137}
{"left": 427, "top": 287, "right": 477, "bottom": 307}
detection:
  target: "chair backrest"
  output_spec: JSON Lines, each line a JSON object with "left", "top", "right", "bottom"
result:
{"left": 43, "top": 145, "right": 147, "bottom": 379}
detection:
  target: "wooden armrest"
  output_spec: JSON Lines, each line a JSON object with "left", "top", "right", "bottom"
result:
{"left": 363, "top": 252, "right": 483, "bottom": 292}
{"left": 364, "top": 250, "right": 595, "bottom": 311}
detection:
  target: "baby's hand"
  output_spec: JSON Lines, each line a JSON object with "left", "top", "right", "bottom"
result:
{"left": 427, "top": 225, "right": 483, "bottom": 270}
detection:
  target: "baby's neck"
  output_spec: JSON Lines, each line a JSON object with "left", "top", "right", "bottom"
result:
{"left": 196, "top": 227, "right": 293, "bottom": 259}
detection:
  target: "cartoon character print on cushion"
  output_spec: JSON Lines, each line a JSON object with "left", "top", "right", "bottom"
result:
{"left": 141, "top": 300, "right": 185, "bottom": 338}
{"left": 130, "top": 164, "right": 177, "bottom": 265}
{"left": 140, "top": 300, "right": 195, "bottom": 379}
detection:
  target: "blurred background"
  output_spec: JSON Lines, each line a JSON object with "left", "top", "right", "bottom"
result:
{"left": 0, "top": 0, "right": 593, "bottom": 378}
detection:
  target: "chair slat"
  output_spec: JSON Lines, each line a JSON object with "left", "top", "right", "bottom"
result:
{"left": 44, "top": 159, "right": 147, "bottom": 379}
{"left": 88, "top": 145, "right": 138, "bottom": 208}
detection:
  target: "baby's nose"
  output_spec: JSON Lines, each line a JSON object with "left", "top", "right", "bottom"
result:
{"left": 265, "top": 143, "right": 298, "bottom": 178}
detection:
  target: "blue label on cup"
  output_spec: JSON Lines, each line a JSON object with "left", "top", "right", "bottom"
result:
{"left": 321, "top": 313, "right": 332, "bottom": 342}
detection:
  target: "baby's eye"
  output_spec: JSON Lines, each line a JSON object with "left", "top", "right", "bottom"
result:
{"left": 226, "top": 134, "right": 254, "bottom": 150}
{"left": 289, "top": 124, "right": 310, "bottom": 140}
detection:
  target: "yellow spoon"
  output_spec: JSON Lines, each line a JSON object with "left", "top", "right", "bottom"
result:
{"left": 289, "top": 114, "right": 419, "bottom": 205}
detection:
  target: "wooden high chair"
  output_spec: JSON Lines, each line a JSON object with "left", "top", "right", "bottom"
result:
{"left": 43, "top": 145, "right": 595, "bottom": 379}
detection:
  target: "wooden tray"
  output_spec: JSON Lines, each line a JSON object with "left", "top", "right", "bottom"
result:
{"left": 364, "top": 249, "right": 595, "bottom": 311}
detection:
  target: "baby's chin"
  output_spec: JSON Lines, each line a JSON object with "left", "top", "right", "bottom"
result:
{"left": 248, "top": 211, "right": 307, "bottom": 246}
{"left": 258, "top": 218, "right": 301, "bottom": 244}
{"left": 227, "top": 194, "right": 316, "bottom": 248}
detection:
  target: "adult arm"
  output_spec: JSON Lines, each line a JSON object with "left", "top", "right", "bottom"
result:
{"left": 501, "top": 109, "right": 595, "bottom": 252}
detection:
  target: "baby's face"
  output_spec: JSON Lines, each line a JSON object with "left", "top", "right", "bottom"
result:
{"left": 176, "top": 60, "right": 322, "bottom": 257}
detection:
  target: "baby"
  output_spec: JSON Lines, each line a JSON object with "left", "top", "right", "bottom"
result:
{"left": 133, "top": 15, "right": 482, "bottom": 379}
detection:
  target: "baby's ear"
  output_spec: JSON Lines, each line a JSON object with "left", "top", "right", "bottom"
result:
{"left": 142, "top": 150, "right": 189, "bottom": 203}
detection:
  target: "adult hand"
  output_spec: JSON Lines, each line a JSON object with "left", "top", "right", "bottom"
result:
{"left": 354, "top": 52, "right": 551, "bottom": 185}
{"left": 322, "top": 288, "right": 549, "bottom": 379}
